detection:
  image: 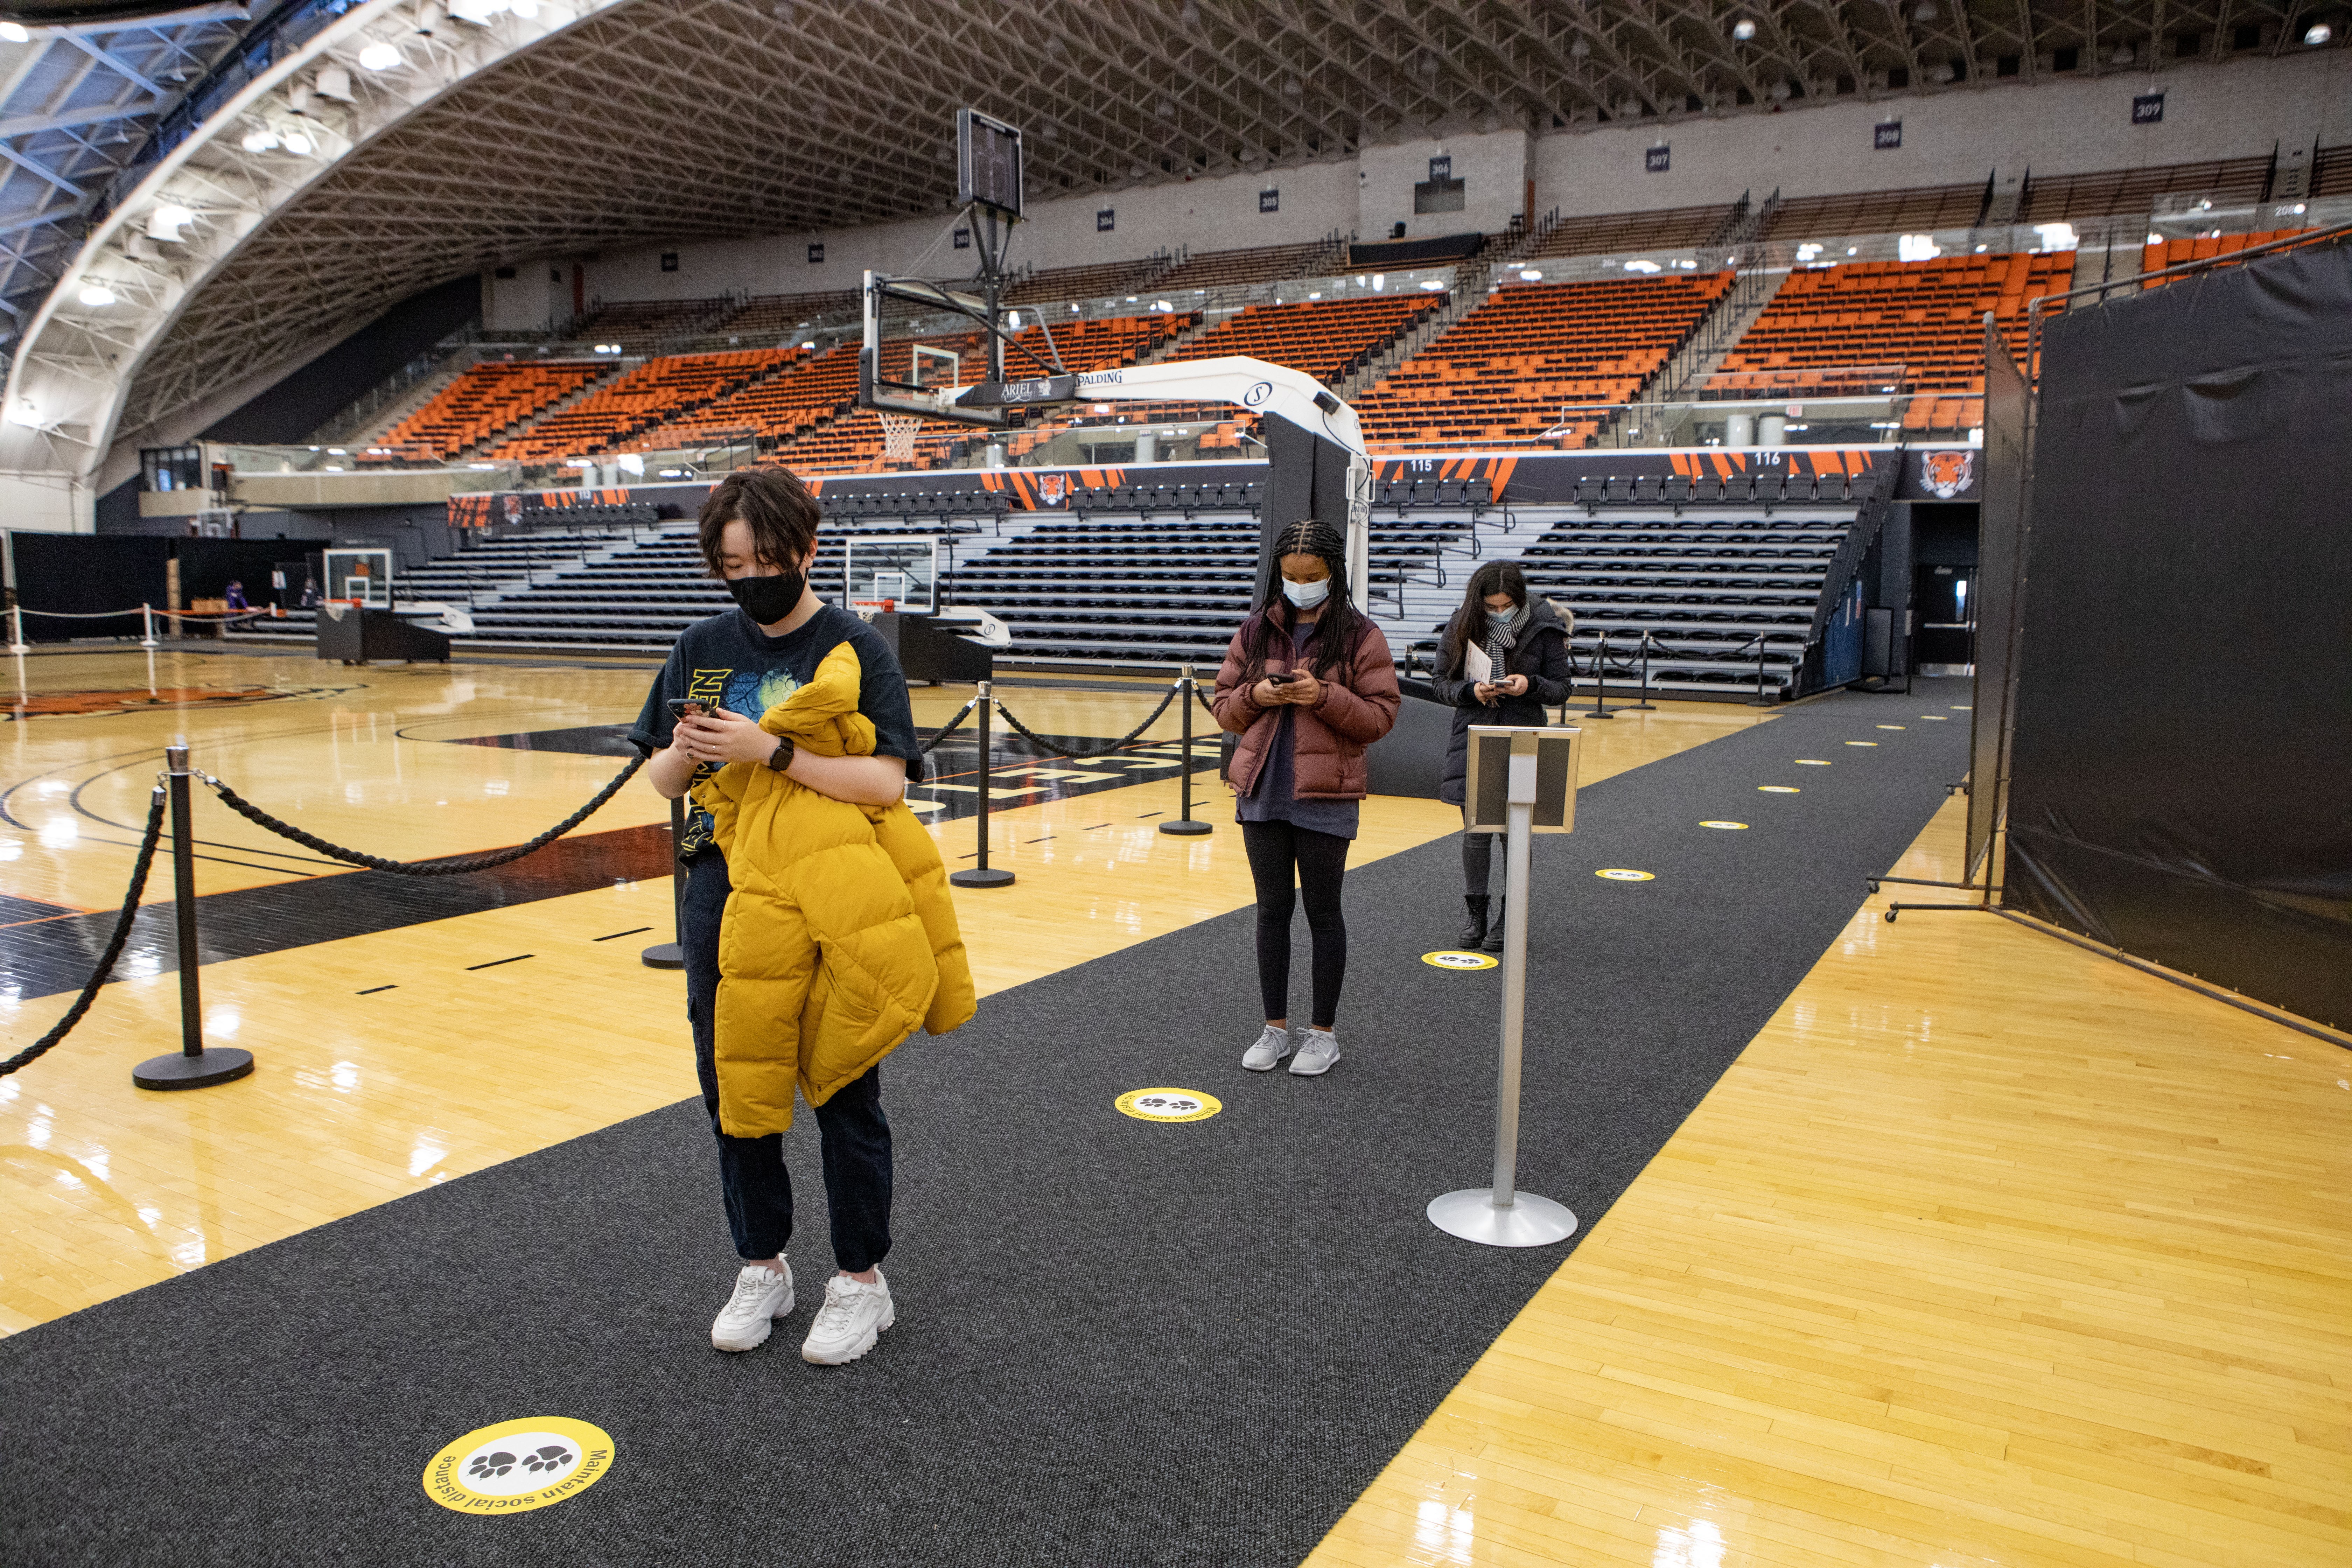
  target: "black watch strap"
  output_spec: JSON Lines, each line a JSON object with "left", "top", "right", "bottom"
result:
{"left": 765, "top": 736, "right": 794, "bottom": 772}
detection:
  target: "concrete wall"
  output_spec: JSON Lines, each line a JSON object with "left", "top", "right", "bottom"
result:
{"left": 0, "top": 471, "right": 93, "bottom": 542}
{"left": 1358, "top": 128, "right": 1532, "bottom": 242}
{"left": 1533, "top": 50, "right": 2351, "bottom": 217}
{"left": 484, "top": 261, "right": 558, "bottom": 333}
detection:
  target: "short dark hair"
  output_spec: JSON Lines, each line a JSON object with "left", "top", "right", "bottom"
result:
{"left": 697, "top": 465, "right": 819, "bottom": 578}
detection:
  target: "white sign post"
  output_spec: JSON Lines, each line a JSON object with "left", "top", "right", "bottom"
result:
{"left": 1428, "top": 725, "right": 1583, "bottom": 1248}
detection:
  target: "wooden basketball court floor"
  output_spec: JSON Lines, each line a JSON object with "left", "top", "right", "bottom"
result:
{"left": 2, "top": 646, "right": 2344, "bottom": 1567}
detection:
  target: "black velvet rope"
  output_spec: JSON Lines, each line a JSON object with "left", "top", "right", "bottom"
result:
{"left": 991, "top": 682, "right": 1179, "bottom": 761}
{"left": 203, "top": 754, "right": 645, "bottom": 876}
{"left": 918, "top": 698, "right": 978, "bottom": 755}
{"left": 0, "top": 787, "right": 167, "bottom": 1077}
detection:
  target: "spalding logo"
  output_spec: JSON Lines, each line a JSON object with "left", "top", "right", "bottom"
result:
{"left": 1921, "top": 450, "right": 1975, "bottom": 498}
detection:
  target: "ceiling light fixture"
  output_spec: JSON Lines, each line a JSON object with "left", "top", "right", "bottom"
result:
{"left": 241, "top": 127, "right": 281, "bottom": 153}
{"left": 1730, "top": 18, "right": 1757, "bottom": 40}
{"left": 0, "top": 22, "right": 28, "bottom": 43}
{"left": 281, "top": 130, "right": 314, "bottom": 155}
{"left": 358, "top": 41, "right": 403, "bottom": 70}
{"left": 2305, "top": 20, "right": 2334, "bottom": 42}
{"left": 77, "top": 281, "right": 115, "bottom": 307}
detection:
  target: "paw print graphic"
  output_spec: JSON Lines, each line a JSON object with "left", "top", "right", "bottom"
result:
{"left": 467, "top": 1451, "right": 518, "bottom": 1480}
{"left": 522, "top": 1445, "right": 575, "bottom": 1475}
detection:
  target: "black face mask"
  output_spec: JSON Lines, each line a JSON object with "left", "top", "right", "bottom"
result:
{"left": 727, "top": 567, "right": 804, "bottom": 625}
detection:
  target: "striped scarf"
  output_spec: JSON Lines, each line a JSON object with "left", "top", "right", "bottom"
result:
{"left": 1483, "top": 602, "right": 1532, "bottom": 676}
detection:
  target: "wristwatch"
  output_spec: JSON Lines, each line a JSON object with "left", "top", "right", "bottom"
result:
{"left": 765, "top": 736, "right": 795, "bottom": 772}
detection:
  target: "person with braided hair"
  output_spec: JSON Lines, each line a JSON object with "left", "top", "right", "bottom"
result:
{"left": 1210, "top": 518, "right": 1400, "bottom": 1077}
{"left": 1429, "top": 561, "right": 1574, "bottom": 951}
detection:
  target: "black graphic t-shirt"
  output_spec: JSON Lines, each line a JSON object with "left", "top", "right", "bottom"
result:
{"left": 629, "top": 602, "right": 923, "bottom": 860}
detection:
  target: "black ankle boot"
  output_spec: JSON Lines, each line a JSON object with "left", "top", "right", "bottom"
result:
{"left": 1458, "top": 894, "right": 1489, "bottom": 948}
{"left": 1482, "top": 896, "right": 1506, "bottom": 952}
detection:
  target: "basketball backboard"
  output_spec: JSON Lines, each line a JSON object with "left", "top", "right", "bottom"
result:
{"left": 858, "top": 271, "right": 1009, "bottom": 429}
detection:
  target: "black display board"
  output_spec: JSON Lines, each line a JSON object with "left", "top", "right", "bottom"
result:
{"left": 7, "top": 533, "right": 168, "bottom": 642}
{"left": 1967, "top": 326, "right": 2029, "bottom": 880}
{"left": 2004, "top": 240, "right": 2352, "bottom": 1030}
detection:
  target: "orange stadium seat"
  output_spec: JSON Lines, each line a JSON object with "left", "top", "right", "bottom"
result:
{"left": 373, "top": 360, "right": 612, "bottom": 461}
{"left": 490, "top": 349, "right": 801, "bottom": 461}
{"left": 1717, "top": 251, "right": 2073, "bottom": 433}
{"left": 1350, "top": 274, "right": 1730, "bottom": 449}
{"left": 1166, "top": 294, "right": 1439, "bottom": 387}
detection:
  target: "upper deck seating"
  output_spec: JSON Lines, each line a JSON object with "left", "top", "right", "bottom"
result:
{"left": 373, "top": 361, "right": 609, "bottom": 461}
{"left": 1002, "top": 257, "right": 1167, "bottom": 306}
{"left": 1166, "top": 294, "right": 1440, "bottom": 387}
{"left": 1715, "top": 251, "right": 2074, "bottom": 432}
{"left": 1524, "top": 203, "right": 1732, "bottom": 260}
{"left": 491, "top": 349, "right": 799, "bottom": 460}
{"left": 1152, "top": 240, "right": 1340, "bottom": 291}
{"left": 570, "top": 296, "right": 731, "bottom": 351}
{"left": 2019, "top": 155, "right": 2275, "bottom": 223}
{"left": 1350, "top": 274, "right": 1730, "bottom": 449}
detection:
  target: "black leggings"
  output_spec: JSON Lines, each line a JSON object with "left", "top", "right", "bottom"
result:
{"left": 1240, "top": 819, "right": 1350, "bottom": 1029}
{"left": 1461, "top": 803, "right": 1492, "bottom": 896}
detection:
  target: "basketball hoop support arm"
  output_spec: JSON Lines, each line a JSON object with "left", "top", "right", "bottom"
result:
{"left": 950, "top": 355, "right": 1374, "bottom": 605}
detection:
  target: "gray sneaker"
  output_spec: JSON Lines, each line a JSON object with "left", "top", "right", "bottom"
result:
{"left": 1289, "top": 1028, "right": 1342, "bottom": 1076}
{"left": 1241, "top": 1024, "right": 1294, "bottom": 1071}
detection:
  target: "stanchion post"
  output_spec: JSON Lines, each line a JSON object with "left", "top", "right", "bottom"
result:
{"left": 139, "top": 603, "right": 160, "bottom": 650}
{"left": 1428, "top": 729, "right": 1577, "bottom": 1247}
{"left": 641, "top": 792, "right": 687, "bottom": 969}
{"left": 134, "top": 742, "right": 254, "bottom": 1090}
{"left": 1746, "top": 637, "right": 1774, "bottom": 707}
{"left": 950, "top": 680, "right": 1014, "bottom": 888}
{"left": 1159, "top": 664, "right": 1212, "bottom": 837}
{"left": 1581, "top": 630, "right": 1617, "bottom": 719}
{"left": 1624, "top": 632, "right": 1656, "bottom": 711}
{"left": 7, "top": 604, "right": 27, "bottom": 654}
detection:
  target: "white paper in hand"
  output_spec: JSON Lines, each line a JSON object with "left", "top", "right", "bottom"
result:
{"left": 1462, "top": 641, "right": 1493, "bottom": 684}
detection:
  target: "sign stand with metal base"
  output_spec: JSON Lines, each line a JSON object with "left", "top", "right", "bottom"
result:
{"left": 1428, "top": 726, "right": 1582, "bottom": 1248}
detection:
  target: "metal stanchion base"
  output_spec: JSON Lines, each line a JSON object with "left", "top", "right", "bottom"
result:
{"left": 640, "top": 942, "right": 684, "bottom": 969}
{"left": 133, "top": 1047, "right": 255, "bottom": 1091}
{"left": 1427, "top": 1188, "right": 1579, "bottom": 1247}
{"left": 1157, "top": 820, "right": 1213, "bottom": 836}
{"left": 949, "top": 867, "right": 1016, "bottom": 888}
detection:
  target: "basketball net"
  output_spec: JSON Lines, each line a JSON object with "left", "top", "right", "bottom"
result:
{"left": 877, "top": 411, "right": 924, "bottom": 469}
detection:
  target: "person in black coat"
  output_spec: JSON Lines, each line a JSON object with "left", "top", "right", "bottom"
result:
{"left": 1426, "top": 561, "right": 1574, "bottom": 951}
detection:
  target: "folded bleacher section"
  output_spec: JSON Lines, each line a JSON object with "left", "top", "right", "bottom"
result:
{"left": 568, "top": 296, "right": 733, "bottom": 351}
{"left": 1715, "top": 251, "right": 2073, "bottom": 433}
{"left": 1153, "top": 239, "right": 1342, "bottom": 291}
{"left": 1522, "top": 203, "right": 1733, "bottom": 260}
{"left": 1351, "top": 274, "right": 1731, "bottom": 449}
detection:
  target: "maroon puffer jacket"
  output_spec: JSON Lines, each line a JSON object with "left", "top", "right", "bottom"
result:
{"left": 1210, "top": 604, "right": 1400, "bottom": 800}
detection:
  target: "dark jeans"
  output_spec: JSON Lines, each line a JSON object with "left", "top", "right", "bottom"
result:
{"left": 1239, "top": 818, "right": 1350, "bottom": 1030}
{"left": 683, "top": 850, "right": 892, "bottom": 1273}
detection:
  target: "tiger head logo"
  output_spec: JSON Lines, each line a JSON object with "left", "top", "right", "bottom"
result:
{"left": 1037, "top": 472, "right": 1069, "bottom": 507}
{"left": 1921, "top": 450, "right": 1975, "bottom": 498}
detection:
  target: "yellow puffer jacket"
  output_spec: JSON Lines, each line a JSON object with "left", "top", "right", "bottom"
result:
{"left": 691, "top": 640, "right": 975, "bottom": 1136}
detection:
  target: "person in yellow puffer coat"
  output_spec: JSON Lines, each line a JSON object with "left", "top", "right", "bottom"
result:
{"left": 635, "top": 466, "right": 974, "bottom": 1368}
{"left": 692, "top": 638, "right": 975, "bottom": 1135}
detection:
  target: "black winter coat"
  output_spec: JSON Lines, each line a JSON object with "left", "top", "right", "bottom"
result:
{"left": 1428, "top": 598, "right": 1575, "bottom": 805}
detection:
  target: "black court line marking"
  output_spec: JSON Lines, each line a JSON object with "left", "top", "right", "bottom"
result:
{"left": 356, "top": 985, "right": 396, "bottom": 995}
{"left": 1084, "top": 823, "right": 1112, "bottom": 831}
{"left": 1026, "top": 835, "right": 1054, "bottom": 844}
{"left": 464, "top": 954, "right": 533, "bottom": 971}
{"left": 592, "top": 926, "right": 652, "bottom": 941}
{"left": 1136, "top": 812, "right": 1163, "bottom": 819}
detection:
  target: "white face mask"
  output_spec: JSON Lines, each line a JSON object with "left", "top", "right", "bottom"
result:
{"left": 1282, "top": 576, "right": 1331, "bottom": 609}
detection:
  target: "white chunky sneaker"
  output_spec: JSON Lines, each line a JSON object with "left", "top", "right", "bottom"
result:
{"left": 710, "top": 1261, "right": 794, "bottom": 1352}
{"left": 802, "top": 1271, "right": 895, "bottom": 1366}
{"left": 1288, "top": 1028, "right": 1342, "bottom": 1077}
{"left": 1241, "top": 1024, "right": 1295, "bottom": 1071}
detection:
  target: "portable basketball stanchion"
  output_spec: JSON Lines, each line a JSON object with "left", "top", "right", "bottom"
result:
{"left": 139, "top": 603, "right": 159, "bottom": 650}
{"left": 640, "top": 793, "right": 687, "bottom": 969}
{"left": 133, "top": 743, "right": 255, "bottom": 1091}
{"left": 1158, "top": 665, "right": 1212, "bottom": 837}
{"left": 950, "top": 680, "right": 1014, "bottom": 888}
{"left": 1429, "top": 726, "right": 1581, "bottom": 1247}
{"left": 1580, "top": 630, "right": 1618, "bottom": 719}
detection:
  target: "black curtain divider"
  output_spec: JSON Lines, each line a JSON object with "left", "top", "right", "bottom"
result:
{"left": 2005, "top": 239, "right": 2352, "bottom": 1030}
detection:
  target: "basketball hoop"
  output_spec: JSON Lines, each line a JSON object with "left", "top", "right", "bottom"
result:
{"left": 877, "top": 410, "right": 925, "bottom": 468}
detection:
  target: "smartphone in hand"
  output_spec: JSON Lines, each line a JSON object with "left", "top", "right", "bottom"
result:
{"left": 666, "top": 698, "right": 706, "bottom": 721}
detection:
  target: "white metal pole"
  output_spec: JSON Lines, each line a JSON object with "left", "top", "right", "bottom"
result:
{"left": 140, "top": 603, "right": 159, "bottom": 649}
{"left": 6, "top": 605, "right": 26, "bottom": 654}
{"left": 1490, "top": 774, "right": 1535, "bottom": 1208}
